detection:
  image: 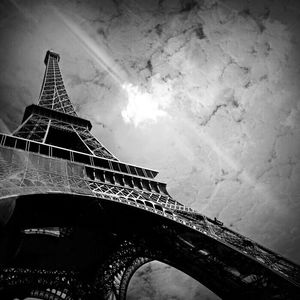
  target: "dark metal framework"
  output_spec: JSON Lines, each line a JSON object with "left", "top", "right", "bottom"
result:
{"left": 0, "top": 50, "right": 299, "bottom": 299}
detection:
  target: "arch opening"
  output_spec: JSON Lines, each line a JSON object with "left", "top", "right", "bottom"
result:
{"left": 127, "top": 260, "right": 221, "bottom": 300}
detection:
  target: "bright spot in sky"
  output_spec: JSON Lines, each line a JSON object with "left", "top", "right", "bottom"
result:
{"left": 121, "top": 83, "right": 168, "bottom": 127}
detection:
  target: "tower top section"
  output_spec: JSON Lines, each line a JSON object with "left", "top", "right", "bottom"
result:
{"left": 44, "top": 50, "right": 60, "bottom": 65}
{"left": 38, "top": 49, "right": 78, "bottom": 116}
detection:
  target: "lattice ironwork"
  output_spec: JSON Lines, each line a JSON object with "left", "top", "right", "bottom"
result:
{"left": 0, "top": 50, "right": 299, "bottom": 299}
{"left": 74, "top": 126, "right": 117, "bottom": 160}
{"left": 118, "top": 256, "right": 152, "bottom": 299}
{"left": 13, "top": 115, "right": 50, "bottom": 142}
{"left": 12, "top": 50, "right": 117, "bottom": 161}
{"left": 38, "top": 51, "right": 77, "bottom": 116}
{"left": 94, "top": 240, "right": 159, "bottom": 300}
{"left": 0, "top": 268, "right": 80, "bottom": 299}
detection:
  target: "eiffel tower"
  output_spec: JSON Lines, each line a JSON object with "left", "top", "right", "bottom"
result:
{"left": 0, "top": 50, "right": 299, "bottom": 299}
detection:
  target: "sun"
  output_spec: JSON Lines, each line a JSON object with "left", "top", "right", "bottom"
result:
{"left": 121, "top": 83, "right": 168, "bottom": 127}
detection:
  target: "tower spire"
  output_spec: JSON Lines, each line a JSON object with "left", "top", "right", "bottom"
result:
{"left": 0, "top": 51, "right": 299, "bottom": 299}
{"left": 38, "top": 50, "right": 77, "bottom": 116}
{"left": 12, "top": 50, "right": 118, "bottom": 160}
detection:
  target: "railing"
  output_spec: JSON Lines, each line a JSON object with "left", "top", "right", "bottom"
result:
{"left": 0, "top": 133, "right": 158, "bottom": 179}
{"left": 1, "top": 144, "right": 299, "bottom": 286}
{"left": 0, "top": 138, "right": 177, "bottom": 206}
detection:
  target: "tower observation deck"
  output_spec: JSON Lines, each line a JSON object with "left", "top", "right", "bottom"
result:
{"left": 0, "top": 51, "right": 299, "bottom": 299}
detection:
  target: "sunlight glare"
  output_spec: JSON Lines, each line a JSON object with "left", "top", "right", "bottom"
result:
{"left": 121, "top": 83, "right": 168, "bottom": 127}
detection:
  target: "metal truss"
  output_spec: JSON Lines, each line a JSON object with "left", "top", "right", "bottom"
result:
{"left": 0, "top": 243, "right": 153, "bottom": 300}
{"left": 35, "top": 50, "right": 117, "bottom": 160}
{"left": 38, "top": 53, "right": 77, "bottom": 116}
{"left": 94, "top": 240, "right": 159, "bottom": 300}
{"left": 0, "top": 147, "right": 299, "bottom": 289}
{"left": 1, "top": 50, "right": 300, "bottom": 299}
{"left": 0, "top": 268, "right": 79, "bottom": 299}
{"left": 13, "top": 115, "right": 117, "bottom": 161}
{"left": 23, "top": 227, "right": 73, "bottom": 238}
{"left": 73, "top": 126, "right": 118, "bottom": 160}
{"left": 1, "top": 226, "right": 299, "bottom": 300}
{"left": 118, "top": 257, "right": 152, "bottom": 299}
{"left": 13, "top": 114, "right": 50, "bottom": 142}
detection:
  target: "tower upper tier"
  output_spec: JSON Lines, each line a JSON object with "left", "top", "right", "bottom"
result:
{"left": 38, "top": 50, "right": 77, "bottom": 116}
{"left": 13, "top": 50, "right": 121, "bottom": 161}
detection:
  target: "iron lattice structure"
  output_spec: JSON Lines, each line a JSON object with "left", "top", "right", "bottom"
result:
{"left": 0, "top": 51, "right": 299, "bottom": 300}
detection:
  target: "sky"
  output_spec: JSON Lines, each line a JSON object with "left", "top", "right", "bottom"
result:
{"left": 0, "top": 0, "right": 300, "bottom": 299}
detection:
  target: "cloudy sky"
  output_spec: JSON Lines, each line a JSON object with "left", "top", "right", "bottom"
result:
{"left": 1, "top": 0, "right": 300, "bottom": 299}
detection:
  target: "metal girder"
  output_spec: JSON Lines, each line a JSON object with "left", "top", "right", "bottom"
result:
{"left": 94, "top": 240, "right": 159, "bottom": 300}
{"left": 13, "top": 114, "right": 50, "bottom": 142}
{"left": 1, "top": 50, "right": 300, "bottom": 299}
{"left": 1, "top": 224, "right": 299, "bottom": 299}
{"left": 74, "top": 126, "right": 118, "bottom": 160}
{"left": 0, "top": 268, "right": 79, "bottom": 299}
{"left": 0, "top": 145, "right": 299, "bottom": 288}
{"left": 38, "top": 54, "right": 77, "bottom": 116}
{"left": 118, "top": 257, "right": 152, "bottom": 299}
{"left": 14, "top": 51, "right": 118, "bottom": 161}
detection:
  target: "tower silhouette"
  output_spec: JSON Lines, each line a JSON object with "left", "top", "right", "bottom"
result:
{"left": 0, "top": 50, "right": 299, "bottom": 299}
